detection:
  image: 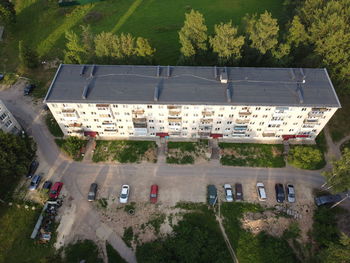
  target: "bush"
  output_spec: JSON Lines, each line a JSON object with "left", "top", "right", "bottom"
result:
{"left": 55, "top": 137, "right": 86, "bottom": 161}
{"left": 283, "top": 222, "right": 301, "bottom": 240}
{"left": 288, "top": 146, "right": 325, "bottom": 170}
{"left": 166, "top": 155, "right": 194, "bottom": 164}
{"left": 122, "top": 227, "right": 133, "bottom": 248}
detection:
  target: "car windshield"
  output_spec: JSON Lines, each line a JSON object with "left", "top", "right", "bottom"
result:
{"left": 30, "top": 182, "right": 35, "bottom": 186}
{"left": 150, "top": 194, "right": 157, "bottom": 198}
{"left": 51, "top": 190, "right": 57, "bottom": 194}
{"left": 121, "top": 194, "right": 127, "bottom": 198}
{"left": 289, "top": 194, "right": 295, "bottom": 198}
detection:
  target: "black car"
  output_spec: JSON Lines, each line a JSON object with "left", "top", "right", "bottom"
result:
{"left": 0, "top": 73, "right": 4, "bottom": 81}
{"left": 24, "top": 84, "right": 35, "bottom": 95}
{"left": 26, "top": 160, "right": 39, "bottom": 178}
{"left": 207, "top": 185, "right": 217, "bottom": 206}
{"left": 315, "top": 194, "right": 342, "bottom": 206}
{"left": 235, "top": 183, "right": 243, "bottom": 201}
{"left": 88, "top": 183, "right": 98, "bottom": 201}
{"left": 275, "top": 183, "right": 285, "bottom": 203}
{"left": 42, "top": 181, "right": 52, "bottom": 191}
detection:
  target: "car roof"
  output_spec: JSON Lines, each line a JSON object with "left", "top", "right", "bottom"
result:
{"left": 257, "top": 182, "right": 264, "bottom": 187}
{"left": 90, "top": 183, "right": 97, "bottom": 191}
{"left": 208, "top": 185, "right": 217, "bottom": 194}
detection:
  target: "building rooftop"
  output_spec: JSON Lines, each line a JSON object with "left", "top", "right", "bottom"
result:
{"left": 44, "top": 64, "right": 341, "bottom": 107}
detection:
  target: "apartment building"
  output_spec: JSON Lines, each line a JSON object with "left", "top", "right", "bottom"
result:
{"left": 0, "top": 100, "right": 22, "bottom": 135}
{"left": 44, "top": 64, "right": 341, "bottom": 142}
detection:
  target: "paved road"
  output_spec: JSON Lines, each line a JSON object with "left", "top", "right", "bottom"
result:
{"left": 0, "top": 84, "right": 327, "bottom": 263}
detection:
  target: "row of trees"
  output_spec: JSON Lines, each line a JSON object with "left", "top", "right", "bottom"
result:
{"left": 64, "top": 25, "right": 155, "bottom": 65}
{"left": 178, "top": 9, "right": 288, "bottom": 65}
{"left": 0, "top": 0, "right": 15, "bottom": 25}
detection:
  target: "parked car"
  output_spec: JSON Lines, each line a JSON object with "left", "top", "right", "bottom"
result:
{"left": 207, "top": 185, "right": 217, "bottom": 206}
{"left": 315, "top": 194, "right": 342, "bottom": 206}
{"left": 42, "top": 180, "right": 52, "bottom": 191}
{"left": 119, "top": 185, "right": 130, "bottom": 203}
{"left": 256, "top": 182, "right": 267, "bottom": 201}
{"left": 29, "top": 175, "right": 42, "bottom": 191}
{"left": 88, "top": 183, "right": 98, "bottom": 201}
{"left": 26, "top": 160, "right": 39, "bottom": 178}
{"left": 223, "top": 184, "right": 234, "bottom": 202}
{"left": 49, "top": 182, "right": 63, "bottom": 199}
{"left": 24, "top": 84, "right": 35, "bottom": 95}
{"left": 275, "top": 183, "right": 285, "bottom": 203}
{"left": 235, "top": 183, "right": 243, "bottom": 201}
{"left": 286, "top": 184, "right": 296, "bottom": 203}
{"left": 150, "top": 184, "right": 159, "bottom": 203}
{"left": 0, "top": 73, "right": 4, "bottom": 81}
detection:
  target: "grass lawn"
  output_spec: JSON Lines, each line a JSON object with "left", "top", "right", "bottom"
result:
{"left": 46, "top": 112, "right": 64, "bottom": 137}
{"left": 55, "top": 137, "right": 87, "bottom": 161}
{"left": 0, "top": 204, "right": 57, "bottom": 263}
{"left": 219, "top": 143, "right": 285, "bottom": 167}
{"left": 166, "top": 140, "right": 209, "bottom": 164}
{"left": 92, "top": 140, "right": 157, "bottom": 163}
{"left": 328, "top": 95, "right": 350, "bottom": 142}
{"left": 221, "top": 202, "right": 299, "bottom": 263}
{"left": 1, "top": 0, "right": 285, "bottom": 74}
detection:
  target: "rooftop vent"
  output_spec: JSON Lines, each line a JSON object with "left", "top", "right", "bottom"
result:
{"left": 220, "top": 68, "right": 228, "bottom": 84}
{"left": 154, "top": 85, "right": 159, "bottom": 101}
{"left": 156, "top": 65, "right": 161, "bottom": 77}
{"left": 80, "top": 65, "right": 86, "bottom": 76}
{"left": 296, "top": 83, "right": 304, "bottom": 104}
{"left": 82, "top": 83, "right": 90, "bottom": 99}
{"left": 90, "top": 65, "right": 96, "bottom": 78}
{"left": 167, "top": 65, "right": 171, "bottom": 77}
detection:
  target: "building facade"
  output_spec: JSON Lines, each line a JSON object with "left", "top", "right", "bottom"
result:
{"left": 44, "top": 65, "right": 341, "bottom": 142}
{"left": 0, "top": 100, "right": 22, "bottom": 135}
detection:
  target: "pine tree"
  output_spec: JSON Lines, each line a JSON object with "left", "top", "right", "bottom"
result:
{"left": 178, "top": 9, "right": 208, "bottom": 57}
{"left": 287, "top": 16, "right": 308, "bottom": 47}
{"left": 209, "top": 21, "right": 245, "bottom": 64}
{"left": 245, "top": 11, "right": 279, "bottom": 55}
{"left": 18, "top": 40, "right": 39, "bottom": 69}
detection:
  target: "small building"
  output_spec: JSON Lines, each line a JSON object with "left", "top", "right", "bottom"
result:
{"left": 0, "top": 100, "right": 22, "bottom": 135}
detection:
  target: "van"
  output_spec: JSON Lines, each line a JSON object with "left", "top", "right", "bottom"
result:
{"left": 256, "top": 182, "right": 267, "bottom": 201}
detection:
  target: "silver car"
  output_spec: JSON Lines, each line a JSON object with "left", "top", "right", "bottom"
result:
{"left": 224, "top": 184, "right": 234, "bottom": 202}
{"left": 286, "top": 184, "right": 296, "bottom": 203}
{"left": 119, "top": 185, "right": 130, "bottom": 203}
{"left": 29, "top": 175, "right": 42, "bottom": 191}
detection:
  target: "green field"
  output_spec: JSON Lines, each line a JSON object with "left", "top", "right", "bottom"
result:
{"left": 1, "top": 0, "right": 284, "bottom": 72}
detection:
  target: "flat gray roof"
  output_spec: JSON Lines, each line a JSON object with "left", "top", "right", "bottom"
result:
{"left": 44, "top": 64, "right": 341, "bottom": 108}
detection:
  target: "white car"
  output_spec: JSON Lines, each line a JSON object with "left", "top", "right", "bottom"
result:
{"left": 286, "top": 184, "right": 296, "bottom": 203}
{"left": 119, "top": 185, "right": 130, "bottom": 203}
{"left": 224, "top": 184, "right": 234, "bottom": 202}
{"left": 256, "top": 182, "right": 267, "bottom": 201}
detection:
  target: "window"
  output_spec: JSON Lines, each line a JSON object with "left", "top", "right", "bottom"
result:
{"left": 123, "top": 105, "right": 128, "bottom": 108}
{"left": 218, "top": 114, "right": 223, "bottom": 117}
{"left": 217, "top": 121, "right": 221, "bottom": 124}
{"left": 183, "top": 127, "right": 188, "bottom": 130}
{"left": 147, "top": 105, "right": 152, "bottom": 108}
{"left": 150, "top": 126, "right": 155, "bottom": 129}
{"left": 293, "top": 122, "right": 298, "bottom": 125}
{"left": 257, "top": 128, "right": 261, "bottom": 131}
{"left": 227, "top": 121, "right": 232, "bottom": 124}
{"left": 64, "top": 125, "right": 69, "bottom": 128}
{"left": 302, "top": 108, "right": 307, "bottom": 111}
{"left": 263, "top": 115, "right": 268, "bottom": 118}
{"left": 0, "top": 113, "right": 7, "bottom": 120}
{"left": 289, "top": 129, "right": 294, "bottom": 132}
{"left": 158, "top": 120, "right": 163, "bottom": 123}
{"left": 51, "top": 104, "right": 57, "bottom": 108}
{"left": 160, "top": 127, "right": 164, "bottom": 130}
{"left": 256, "top": 107, "right": 261, "bottom": 110}
{"left": 184, "top": 106, "right": 189, "bottom": 109}
{"left": 215, "top": 128, "right": 220, "bottom": 131}
{"left": 94, "top": 119, "right": 98, "bottom": 122}
{"left": 297, "top": 115, "right": 302, "bottom": 118}
{"left": 86, "top": 125, "right": 91, "bottom": 128}
{"left": 265, "top": 108, "right": 271, "bottom": 111}
{"left": 250, "top": 122, "right": 255, "bottom": 125}
{"left": 80, "top": 111, "right": 86, "bottom": 115}
{"left": 77, "top": 104, "right": 82, "bottom": 108}
{"left": 229, "top": 114, "right": 234, "bottom": 118}
{"left": 118, "top": 126, "right": 124, "bottom": 128}
{"left": 158, "top": 105, "right": 164, "bottom": 109}
{"left": 225, "top": 128, "right": 231, "bottom": 131}
{"left": 97, "top": 126, "right": 101, "bottom": 128}
{"left": 253, "top": 115, "right": 258, "bottom": 118}
{"left": 193, "top": 114, "right": 198, "bottom": 117}
{"left": 149, "top": 120, "right": 154, "bottom": 123}
{"left": 259, "top": 122, "right": 264, "bottom": 125}
{"left": 124, "top": 112, "right": 130, "bottom": 116}
{"left": 192, "top": 127, "right": 197, "bottom": 130}
{"left": 91, "top": 112, "right": 97, "bottom": 115}
{"left": 113, "top": 105, "right": 118, "bottom": 108}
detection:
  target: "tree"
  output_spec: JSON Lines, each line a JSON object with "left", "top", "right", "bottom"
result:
{"left": 81, "top": 25, "right": 95, "bottom": 62}
{"left": 116, "top": 33, "right": 136, "bottom": 57}
{"left": 209, "top": 21, "right": 245, "bottom": 64}
{"left": 18, "top": 40, "right": 39, "bottom": 69}
{"left": 320, "top": 233, "right": 350, "bottom": 263}
{"left": 94, "top": 31, "right": 119, "bottom": 60}
{"left": 136, "top": 37, "right": 155, "bottom": 57}
{"left": 287, "top": 146, "right": 324, "bottom": 170}
{"left": 245, "top": 11, "right": 279, "bottom": 55}
{"left": 323, "top": 148, "right": 350, "bottom": 193}
{"left": 287, "top": 16, "right": 308, "bottom": 47}
{"left": 64, "top": 31, "right": 86, "bottom": 64}
{"left": 0, "top": 0, "right": 15, "bottom": 25}
{"left": 178, "top": 9, "right": 208, "bottom": 57}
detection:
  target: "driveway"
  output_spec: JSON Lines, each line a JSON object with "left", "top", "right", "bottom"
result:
{"left": 0, "top": 84, "right": 328, "bottom": 263}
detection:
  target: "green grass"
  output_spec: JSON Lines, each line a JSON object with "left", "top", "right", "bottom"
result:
{"left": 63, "top": 239, "right": 103, "bottom": 262}
{"left": 328, "top": 95, "right": 350, "bottom": 142}
{"left": 221, "top": 202, "right": 298, "bottom": 263}
{"left": 219, "top": 143, "right": 285, "bottom": 167}
{"left": 1, "top": 0, "right": 284, "bottom": 73}
{"left": 106, "top": 242, "right": 127, "bottom": 263}
{"left": 45, "top": 112, "right": 64, "bottom": 137}
{"left": 166, "top": 155, "right": 194, "bottom": 164}
{"left": 92, "top": 140, "right": 157, "bottom": 163}
{"left": 55, "top": 137, "right": 87, "bottom": 161}
{"left": 146, "top": 213, "right": 166, "bottom": 235}
{"left": 315, "top": 131, "right": 328, "bottom": 153}
{"left": 0, "top": 204, "right": 58, "bottom": 263}
{"left": 122, "top": 226, "right": 134, "bottom": 248}
{"left": 167, "top": 141, "right": 197, "bottom": 152}
{"left": 166, "top": 140, "right": 208, "bottom": 164}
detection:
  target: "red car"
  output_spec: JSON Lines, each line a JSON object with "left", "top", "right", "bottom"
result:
{"left": 49, "top": 182, "right": 63, "bottom": 199}
{"left": 150, "top": 184, "right": 159, "bottom": 203}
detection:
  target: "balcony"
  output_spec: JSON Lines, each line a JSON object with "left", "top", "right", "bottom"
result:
{"left": 133, "top": 118, "right": 147, "bottom": 123}
{"left": 104, "top": 128, "right": 117, "bottom": 132}
{"left": 233, "top": 125, "right": 248, "bottom": 131}
{"left": 262, "top": 132, "right": 276, "bottom": 137}
{"left": 198, "top": 132, "right": 210, "bottom": 137}
{"left": 68, "top": 123, "right": 82, "bottom": 127}
{"left": 200, "top": 119, "right": 213, "bottom": 124}
{"left": 235, "top": 119, "right": 249, "bottom": 124}
{"left": 133, "top": 123, "right": 147, "bottom": 128}
{"left": 238, "top": 111, "right": 252, "bottom": 116}
{"left": 62, "top": 108, "right": 75, "bottom": 113}
{"left": 202, "top": 110, "right": 214, "bottom": 117}
{"left": 96, "top": 104, "right": 110, "bottom": 110}
{"left": 168, "top": 117, "right": 182, "bottom": 123}
{"left": 308, "top": 111, "right": 325, "bottom": 118}
{"left": 102, "top": 122, "right": 116, "bottom": 126}
{"left": 304, "top": 119, "right": 319, "bottom": 124}
{"left": 168, "top": 111, "right": 181, "bottom": 116}
{"left": 167, "top": 105, "right": 182, "bottom": 110}
{"left": 132, "top": 109, "right": 145, "bottom": 115}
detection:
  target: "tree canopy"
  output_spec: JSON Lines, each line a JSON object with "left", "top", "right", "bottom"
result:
{"left": 245, "top": 11, "right": 279, "bottom": 55}
{"left": 320, "top": 233, "right": 350, "bottom": 263}
{"left": 287, "top": 146, "right": 324, "bottom": 170}
{"left": 178, "top": 9, "right": 208, "bottom": 57}
{"left": 0, "top": 0, "right": 15, "bottom": 25}
{"left": 18, "top": 40, "right": 39, "bottom": 69}
{"left": 209, "top": 21, "right": 245, "bottom": 64}
{"left": 324, "top": 148, "right": 350, "bottom": 193}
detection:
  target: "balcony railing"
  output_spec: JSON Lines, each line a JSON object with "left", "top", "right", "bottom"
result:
{"left": 167, "top": 105, "right": 182, "bottom": 109}
{"left": 132, "top": 109, "right": 145, "bottom": 115}
{"left": 202, "top": 111, "right": 214, "bottom": 117}
{"left": 132, "top": 118, "right": 147, "bottom": 123}
{"left": 168, "top": 111, "right": 181, "bottom": 116}
{"left": 168, "top": 117, "right": 182, "bottom": 122}
{"left": 68, "top": 123, "right": 82, "bottom": 127}
{"left": 62, "top": 108, "right": 75, "bottom": 113}
{"left": 238, "top": 111, "right": 252, "bottom": 116}
{"left": 235, "top": 119, "right": 249, "bottom": 124}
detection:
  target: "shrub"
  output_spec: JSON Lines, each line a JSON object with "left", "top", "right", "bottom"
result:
{"left": 55, "top": 137, "right": 86, "bottom": 161}
{"left": 122, "top": 227, "right": 133, "bottom": 248}
{"left": 288, "top": 146, "right": 325, "bottom": 170}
